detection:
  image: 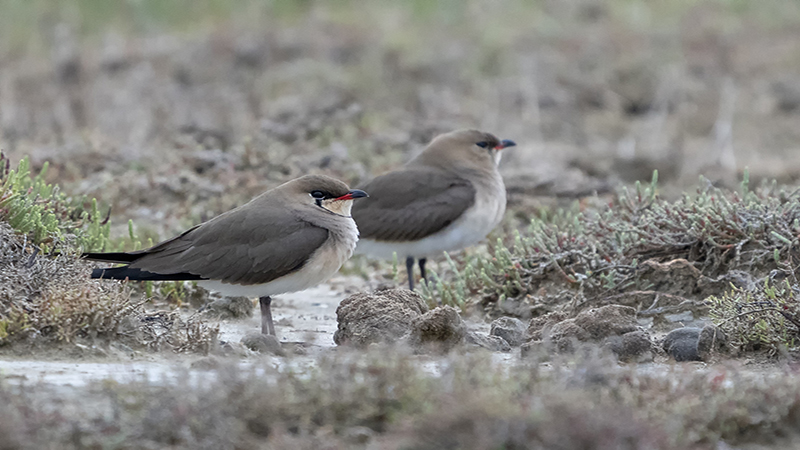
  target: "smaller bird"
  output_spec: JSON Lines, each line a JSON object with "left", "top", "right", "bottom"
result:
{"left": 84, "top": 175, "right": 368, "bottom": 336}
{"left": 352, "top": 129, "right": 515, "bottom": 289}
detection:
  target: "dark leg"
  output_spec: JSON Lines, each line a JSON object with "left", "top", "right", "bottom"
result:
{"left": 418, "top": 258, "right": 427, "bottom": 285}
{"left": 259, "top": 296, "right": 275, "bottom": 336}
{"left": 406, "top": 256, "right": 415, "bottom": 290}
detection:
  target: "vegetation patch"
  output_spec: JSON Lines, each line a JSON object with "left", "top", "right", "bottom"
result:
{"left": 0, "top": 153, "right": 111, "bottom": 253}
{"left": 0, "top": 220, "right": 217, "bottom": 352}
{"left": 3, "top": 349, "right": 800, "bottom": 449}
{"left": 0, "top": 156, "right": 216, "bottom": 352}
{"left": 710, "top": 278, "right": 800, "bottom": 354}
{"left": 419, "top": 173, "right": 800, "bottom": 355}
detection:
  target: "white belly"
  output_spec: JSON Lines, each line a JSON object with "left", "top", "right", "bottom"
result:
{"left": 198, "top": 226, "right": 358, "bottom": 298}
{"left": 355, "top": 187, "right": 505, "bottom": 260}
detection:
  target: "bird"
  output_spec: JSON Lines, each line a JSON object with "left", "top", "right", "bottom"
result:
{"left": 83, "top": 174, "right": 368, "bottom": 336}
{"left": 351, "top": 129, "right": 515, "bottom": 290}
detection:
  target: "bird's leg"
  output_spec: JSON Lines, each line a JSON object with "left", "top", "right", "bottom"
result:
{"left": 418, "top": 258, "right": 427, "bottom": 285}
{"left": 406, "top": 256, "right": 415, "bottom": 290}
{"left": 259, "top": 296, "right": 275, "bottom": 336}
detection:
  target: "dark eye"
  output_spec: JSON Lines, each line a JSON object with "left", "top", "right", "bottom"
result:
{"left": 475, "top": 141, "right": 489, "bottom": 148}
{"left": 311, "top": 190, "right": 326, "bottom": 199}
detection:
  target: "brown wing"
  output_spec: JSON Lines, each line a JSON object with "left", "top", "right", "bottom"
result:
{"left": 128, "top": 199, "right": 329, "bottom": 285}
{"left": 352, "top": 167, "right": 475, "bottom": 242}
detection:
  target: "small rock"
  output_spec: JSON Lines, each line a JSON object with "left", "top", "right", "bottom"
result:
{"left": 410, "top": 306, "right": 466, "bottom": 351}
{"left": 490, "top": 317, "right": 527, "bottom": 347}
{"left": 697, "top": 325, "right": 727, "bottom": 360}
{"left": 465, "top": 330, "right": 511, "bottom": 352}
{"left": 525, "top": 311, "right": 568, "bottom": 341}
{"left": 573, "top": 305, "right": 639, "bottom": 339}
{"left": 334, "top": 289, "right": 428, "bottom": 347}
{"left": 663, "top": 327, "right": 702, "bottom": 362}
{"left": 605, "top": 330, "right": 653, "bottom": 363}
{"left": 549, "top": 321, "right": 591, "bottom": 353}
{"left": 535, "top": 305, "right": 642, "bottom": 357}
{"left": 241, "top": 333, "right": 283, "bottom": 355}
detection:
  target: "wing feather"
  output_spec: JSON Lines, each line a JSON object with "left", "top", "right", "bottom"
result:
{"left": 126, "top": 198, "right": 329, "bottom": 285}
{"left": 352, "top": 168, "right": 476, "bottom": 242}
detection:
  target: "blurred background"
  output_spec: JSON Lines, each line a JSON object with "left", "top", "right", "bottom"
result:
{"left": 1, "top": 0, "right": 800, "bottom": 238}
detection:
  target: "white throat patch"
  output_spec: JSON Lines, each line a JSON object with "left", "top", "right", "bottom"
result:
{"left": 493, "top": 150, "right": 503, "bottom": 166}
{"left": 322, "top": 198, "right": 353, "bottom": 217}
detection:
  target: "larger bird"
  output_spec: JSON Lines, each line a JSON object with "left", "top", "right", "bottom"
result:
{"left": 352, "top": 129, "right": 515, "bottom": 289}
{"left": 84, "top": 175, "right": 368, "bottom": 336}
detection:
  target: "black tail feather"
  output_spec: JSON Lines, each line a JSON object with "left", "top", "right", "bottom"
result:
{"left": 82, "top": 252, "right": 142, "bottom": 264}
{"left": 91, "top": 266, "right": 205, "bottom": 281}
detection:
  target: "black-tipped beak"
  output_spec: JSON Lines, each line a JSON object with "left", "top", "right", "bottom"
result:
{"left": 496, "top": 139, "right": 516, "bottom": 150}
{"left": 336, "top": 189, "right": 369, "bottom": 201}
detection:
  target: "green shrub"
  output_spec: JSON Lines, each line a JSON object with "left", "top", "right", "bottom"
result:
{"left": 710, "top": 278, "right": 800, "bottom": 353}
{"left": 0, "top": 153, "right": 111, "bottom": 252}
{"left": 424, "top": 171, "right": 800, "bottom": 322}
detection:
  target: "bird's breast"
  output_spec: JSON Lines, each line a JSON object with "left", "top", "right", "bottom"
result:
{"left": 317, "top": 217, "right": 360, "bottom": 270}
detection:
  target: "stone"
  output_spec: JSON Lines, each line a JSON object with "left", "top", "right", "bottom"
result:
{"left": 697, "top": 325, "right": 727, "bottom": 360}
{"left": 490, "top": 317, "right": 527, "bottom": 347}
{"left": 241, "top": 332, "right": 283, "bottom": 355}
{"left": 410, "top": 306, "right": 466, "bottom": 352}
{"left": 604, "top": 330, "right": 653, "bottom": 363}
{"left": 528, "top": 305, "right": 645, "bottom": 360}
{"left": 465, "top": 330, "right": 512, "bottom": 353}
{"left": 525, "top": 311, "right": 568, "bottom": 341}
{"left": 334, "top": 289, "right": 429, "bottom": 347}
{"left": 662, "top": 327, "right": 702, "bottom": 362}
{"left": 549, "top": 321, "right": 592, "bottom": 353}
{"left": 572, "top": 305, "right": 639, "bottom": 340}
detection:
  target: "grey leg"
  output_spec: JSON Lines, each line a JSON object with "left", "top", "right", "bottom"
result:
{"left": 418, "top": 258, "right": 427, "bottom": 285}
{"left": 406, "top": 256, "right": 415, "bottom": 290}
{"left": 259, "top": 296, "right": 275, "bottom": 336}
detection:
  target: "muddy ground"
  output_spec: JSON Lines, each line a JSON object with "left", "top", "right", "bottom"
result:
{"left": 3, "top": 1, "right": 800, "bottom": 448}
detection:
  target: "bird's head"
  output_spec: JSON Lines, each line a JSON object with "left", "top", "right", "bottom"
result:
{"left": 287, "top": 175, "right": 368, "bottom": 217}
{"left": 417, "top": 129, "right": 516, "bottom": 170}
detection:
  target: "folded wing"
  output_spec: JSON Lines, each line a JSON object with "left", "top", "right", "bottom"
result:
{"left": 86, "top": 200, "right": 329, "bottom": 285}
{"left": 352, "top": 168, "right": 475, "bottom": 242}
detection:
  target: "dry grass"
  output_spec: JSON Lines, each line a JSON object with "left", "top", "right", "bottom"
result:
{"left": 0, "top": 221, "right": 217, "bottom": 352}
{"left": 2, "top": 348, "right": 800, "bottom": 449}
